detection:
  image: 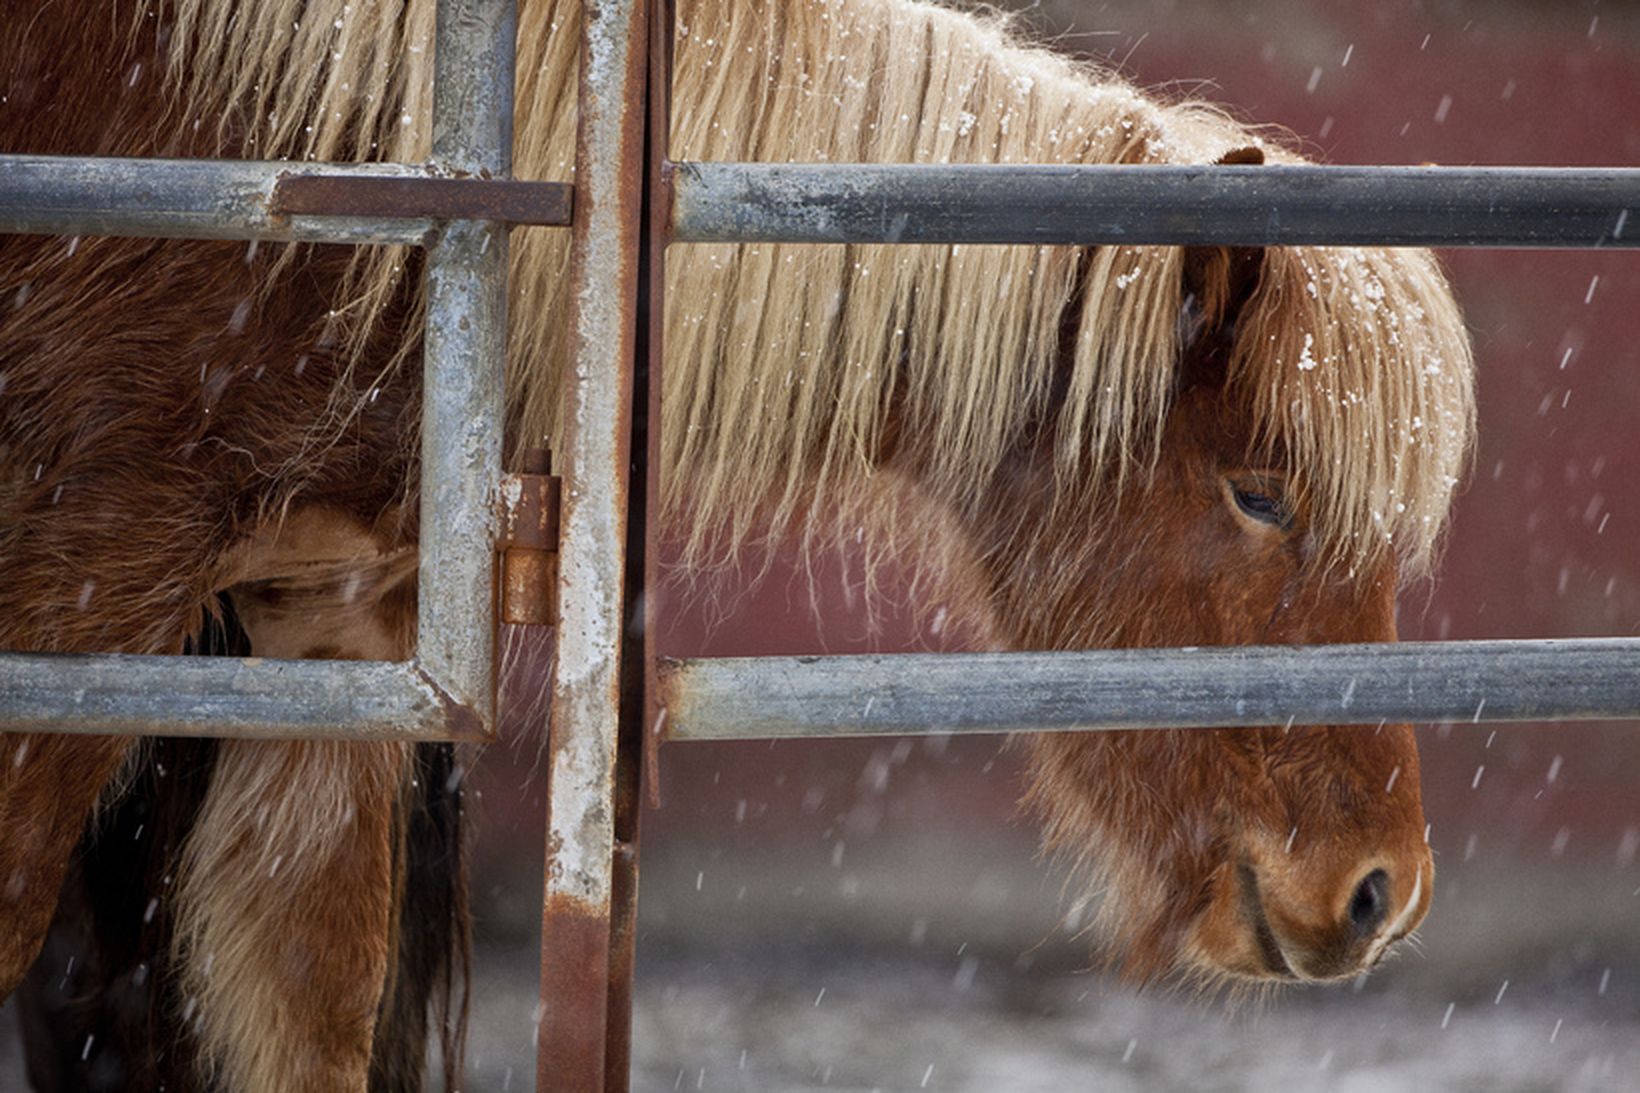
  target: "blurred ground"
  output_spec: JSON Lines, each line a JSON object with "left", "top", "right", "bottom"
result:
{"left": 462, "top": 837, "right": 1640, "bottom": 1091}
{"left": 437, "top": 746, "right": 1640, "bottom": 1091}
{"left": 6, "top": 844, "right": 1640, "bottom": 1090}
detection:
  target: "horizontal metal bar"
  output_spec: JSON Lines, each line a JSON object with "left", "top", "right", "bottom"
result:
{"left": 12, "top": 157, "right": 1636, "bottom": 248}
{"left": 656, "top": 638, "right": 1640, "bottom": 740}
{"left": 0, "top": 156, "right": 448, "bottom": 243}
{"left": 271, "top": 174, "right": 570, "bottom": 226}
{"left": 0, "top": 652, "right": 486, "bottom": 742}
{"left": 669, "top": 163, "right": 1640, "bottom": 247}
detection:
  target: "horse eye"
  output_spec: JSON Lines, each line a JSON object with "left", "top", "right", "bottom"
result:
{"left": 1232, "top": 485, "right": 1290, "bottom": 528}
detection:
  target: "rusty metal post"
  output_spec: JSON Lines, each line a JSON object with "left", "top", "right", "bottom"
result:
{"left": 600, "top": 0, "right": 673, "bottom": 1084}
{"left": 538, "top": 0, "right": 650, "bottom": 1085}
{"left": 500, "top": 449, "right": 562, "bottom": 626}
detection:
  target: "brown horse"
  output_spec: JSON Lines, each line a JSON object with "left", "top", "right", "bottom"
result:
{"left": 0, "top": 0, "right": 1474, "bottom": 1088}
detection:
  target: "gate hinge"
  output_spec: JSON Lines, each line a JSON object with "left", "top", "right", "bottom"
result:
{"left": 499, "top": 448, "right": 561, "bottom": 626}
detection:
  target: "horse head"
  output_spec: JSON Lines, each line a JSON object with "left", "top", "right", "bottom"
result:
{"left": 972, "top": 237, "right": 1465, "bottom": 987}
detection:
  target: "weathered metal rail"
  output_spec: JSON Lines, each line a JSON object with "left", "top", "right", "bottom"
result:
{"left": 659, "top": 639, "right": 1640, "bottom": 741}
{"left": 416, "top": 0, "right": 518, "bottom": 739}
{"left": 669, "top": 162, "right": 1640, "bottom": 246}
{"left": 0, "top": 155, "right": 570, "bottom": 242}
{"left": 0, "top": 653, "right": 480, "bottom": 741}
{"left": 9, "top": 158, "right": 1640, "bottom": 249}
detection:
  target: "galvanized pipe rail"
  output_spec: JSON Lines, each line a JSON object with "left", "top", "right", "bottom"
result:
{"left": 658, "top": 638, "right": 1640, "bottom": 741}
{"left": 7, "top": 160, "right": 1639, "bottom": 248}
{"left": 669, "top": 162, "right": 1640, "bottom": 246}
{"left": 417, "top": 0, "right": 519, "bottom": 737}
{"left": 0, "top": 653, "right": 478, "bottom": 741}
{"left": 0, "top": 155, "right": 570, "bottom": 243}
{"left": 6, "top": 153, "right": 1639, "bottom": 743}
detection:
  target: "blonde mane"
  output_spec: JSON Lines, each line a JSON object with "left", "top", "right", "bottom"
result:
{"left": 158, "top": 0, "right": 1474, "bottom": 575}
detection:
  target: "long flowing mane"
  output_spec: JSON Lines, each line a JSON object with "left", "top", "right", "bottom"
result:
{"left": 157, "top": 0, "right": 1474, "bottom": 578}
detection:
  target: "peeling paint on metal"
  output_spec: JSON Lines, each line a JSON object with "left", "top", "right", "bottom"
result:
{"left": 539, "top": 0, "right": 648, "bottom": 1084}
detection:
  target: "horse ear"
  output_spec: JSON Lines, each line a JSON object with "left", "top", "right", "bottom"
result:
{"left": 1178, "top": 148, "right": 1267, "bottom": 388}
{"left": 1215, "top": 144, "right": 1265, "bottom": 166}
{"left": 1180, "top": 243, "right": 1264, "bottom": 335}
{"left": 1177, "top": 243, "right": 1263, "bottom": 390}
{"left": 1180, "top": 146, "right": 1267, "bottom": 358}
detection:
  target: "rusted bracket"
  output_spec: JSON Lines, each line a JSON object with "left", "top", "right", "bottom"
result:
{"left": 271, "top": 173, "right": 573, "bottom": 226}
{"left": 500, "top": 449, "right": 562, "bottom": 625}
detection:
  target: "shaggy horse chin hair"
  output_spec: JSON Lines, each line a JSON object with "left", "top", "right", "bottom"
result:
{"left": 1018, "top": 747, "right": 1176, "bottom": 984}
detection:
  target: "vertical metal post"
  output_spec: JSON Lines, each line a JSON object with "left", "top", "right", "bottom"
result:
{"left": 538, "top": 0, "right": 650, "bottom": 1086}
{"left": 420, "top": 0, "right": 517, "bottom": 729}
{"left": 601, "top": 0, "right": 673, "bottom": 1084}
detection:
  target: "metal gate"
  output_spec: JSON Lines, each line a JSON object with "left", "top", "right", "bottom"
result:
{"left": 3, "top": 0, "right": 1640, "bottom": 1089}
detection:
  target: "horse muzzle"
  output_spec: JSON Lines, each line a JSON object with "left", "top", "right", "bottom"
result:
{"left": 1234, "top": 854, "right": 1432, "bottom": 982}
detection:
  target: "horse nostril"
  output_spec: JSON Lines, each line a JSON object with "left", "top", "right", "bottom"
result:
{"left": 1348, "top": 869, "right": 1390, "bottom": 937}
